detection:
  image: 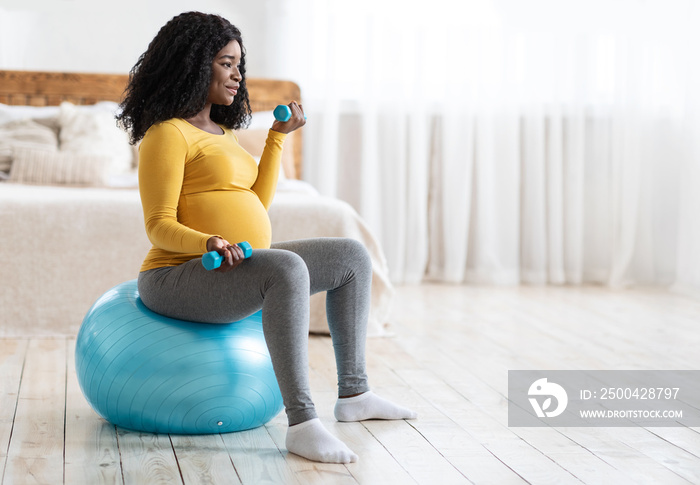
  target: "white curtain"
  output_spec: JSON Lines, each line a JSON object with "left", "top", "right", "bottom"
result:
{"left": 272, "top": 0, "right": 700, "bottom": 290}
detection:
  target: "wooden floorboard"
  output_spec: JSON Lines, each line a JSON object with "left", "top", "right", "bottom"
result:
{"left": 64, "top": 339, "right": 122, "bottom": 485}
{"left": 116, "top": 428, "right": 182, "bottom": 485}
{"left": 170, "top": 434, "right": 240, "bottom": 485}
{"left": 4, "top": 339, "right": 66, "bottom": 485}
{"left": 0, "top": 339, "right": 27, "bottom": 475}
{"left": 1, "top": 284, "right": 700, "bottom": 484}
{"left": 221, "top": 424, "right": 299, "bottom": 485}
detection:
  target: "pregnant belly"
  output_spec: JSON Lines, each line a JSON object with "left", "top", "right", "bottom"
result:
{"left": 182, "top": 190, "right": 272, "bottom": 249}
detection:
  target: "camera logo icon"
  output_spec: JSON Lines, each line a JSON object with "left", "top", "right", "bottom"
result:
{"left": 528, "top": 378, "right": 568, "bottom": 418}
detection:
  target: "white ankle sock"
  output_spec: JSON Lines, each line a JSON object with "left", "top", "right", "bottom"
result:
{"left": 334, "top": 391, "right": 418, "bottom": 422}
{"left": 285, "top": 418, "right": 358, "bottom": 464}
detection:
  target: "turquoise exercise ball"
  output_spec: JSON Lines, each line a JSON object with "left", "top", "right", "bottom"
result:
{"left": 75, "top": 280, "right": 283, "bottom": 434}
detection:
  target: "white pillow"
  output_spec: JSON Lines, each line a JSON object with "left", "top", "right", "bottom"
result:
{"left": 0, "top": 119, "right": 58, "bottom": 172}
{"left": 9, "top": 147, "right": 112, "bottom": 186}
{"left": 58, "top": 101, "right": 132, "bottom": 175}
{"left": 248, "top": 110, "right": 276, "bottom": 130}
{"left": 0, "top": 103, "right": 60, "bottom": 126}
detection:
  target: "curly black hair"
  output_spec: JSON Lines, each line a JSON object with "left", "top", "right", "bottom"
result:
{"left": 117, "top": 11, "right": 251, "bottom": 144}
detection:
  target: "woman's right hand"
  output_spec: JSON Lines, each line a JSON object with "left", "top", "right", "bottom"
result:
{"left": 206, "top": 236, "right": 246, "bottom": 273}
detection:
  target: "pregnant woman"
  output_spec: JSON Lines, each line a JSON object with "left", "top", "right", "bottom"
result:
{"left": 116, "top": 11, "right": 416, "bottom": 464}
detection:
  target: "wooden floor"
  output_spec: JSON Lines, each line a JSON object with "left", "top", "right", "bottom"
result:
{"left": 2, "top": 284, "right": 700, "bottom": 484}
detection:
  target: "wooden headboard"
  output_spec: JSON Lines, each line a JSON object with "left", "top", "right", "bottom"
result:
{"left": 0, "top": 70, "right": 303, "bottom": 179}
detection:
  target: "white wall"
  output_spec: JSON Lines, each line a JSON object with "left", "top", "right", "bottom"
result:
{"left": 0, "top": 0, "right": 279, "bottom": 78}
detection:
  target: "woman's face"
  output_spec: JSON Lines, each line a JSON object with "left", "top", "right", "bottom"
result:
{"left": 207, "top": 40, "right": 243, "bottom": 106}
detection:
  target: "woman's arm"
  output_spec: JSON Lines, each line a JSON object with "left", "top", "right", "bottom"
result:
{"left": 251, "top": 102, "right": 306, "bottom": 209}
{"left": 138, "top": 122, "right": 213, "bottom": 253}
{"left": 251, "top": 130, "right": 286, "bottom": 209}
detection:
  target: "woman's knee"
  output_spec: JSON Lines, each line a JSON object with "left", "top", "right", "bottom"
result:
{"left": 319, "top": 239, "right": 373, "bottom": 291}
{"left": 345, "top": 238, "right": 371, "bottom": 265}
{"left": 337, "top": 238, "right": 372, "bottom": 277}
{"left": 267, "top": 250, "right": 311, "bottom": 290}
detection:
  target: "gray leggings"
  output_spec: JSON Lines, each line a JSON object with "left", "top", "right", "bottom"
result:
{"left": 137, "top": 237, "right": 372, "bottom": 425}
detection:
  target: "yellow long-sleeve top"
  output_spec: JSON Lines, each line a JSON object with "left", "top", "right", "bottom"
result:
{"left": 138, "top": 118, "right": 286, "bottom": 272}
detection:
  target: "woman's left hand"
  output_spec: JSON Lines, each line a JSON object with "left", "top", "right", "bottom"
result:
{"left": 271, "top": 101, "right": 306, "bottom": 134}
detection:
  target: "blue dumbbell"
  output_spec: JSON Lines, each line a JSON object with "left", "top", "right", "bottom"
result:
{"left": 274, "top": 104, "right": 307, "bottom": 122}
{"left": 202, "top": 241, "right": 253, "bottom": 270}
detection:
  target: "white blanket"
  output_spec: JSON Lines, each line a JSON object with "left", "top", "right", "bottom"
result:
{"left": 0, "top": 182, "right": 393, "bottom": 337}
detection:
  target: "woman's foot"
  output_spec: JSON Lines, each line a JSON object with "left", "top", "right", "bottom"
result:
{"left": 285, "top": 418, "right": 358, "bottom": 463}
{"left": 334, "top": 391, "right": 418, "bottom": 422}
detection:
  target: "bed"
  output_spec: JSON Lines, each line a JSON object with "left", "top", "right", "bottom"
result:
{"left": 0, "top": 70, "right": 393, "bottom": 337}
